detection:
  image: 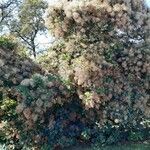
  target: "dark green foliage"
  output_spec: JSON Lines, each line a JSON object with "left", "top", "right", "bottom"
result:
{"left": 0, "top": 37, "right": 16, "bottom": 50}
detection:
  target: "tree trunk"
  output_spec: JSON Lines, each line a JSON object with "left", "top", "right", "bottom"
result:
{"left": 31, "top": 39, "right": 36, "bottom": 59}
{"left": 33, "top": 47, "right": 36, "bottom": 59}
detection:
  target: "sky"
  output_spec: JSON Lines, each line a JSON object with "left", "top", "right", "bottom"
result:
{"left": 36, "top": 0, "right": 59, "bottom": 54}
{"left": 46, "top": 0, "right": 59, "bottom": 5}
{"left": 145, "top": 0, "right": 150, "bottom": 7}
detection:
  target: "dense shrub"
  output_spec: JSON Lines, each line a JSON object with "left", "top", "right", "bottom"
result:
{"left": 16, "top": 73, "right": 71, "bottom": 129}
{"left": 39, "top": 0, "right": 150, "bottom": 148}
{"left": 45, "top": 0, "right": 149, "bottom": 110}
{"left": 0, "top": 37, "right": 43, "bottom": 149}
{"left": 0, "top": 0, "right": 150, "bottom": 149}
{"left": 0, "top": 40, "right": 42, "bottom": 88}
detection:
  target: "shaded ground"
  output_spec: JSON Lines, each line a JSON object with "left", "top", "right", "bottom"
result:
{"left": 68, "top": 144, "right": 150, "bottom": 150}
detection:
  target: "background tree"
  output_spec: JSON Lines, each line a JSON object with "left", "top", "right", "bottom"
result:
{"left": 10, "top": 0, "right": 48, "bottom": 58}
{"left": 0, "top": 0, "right": 20, "bottom": 32}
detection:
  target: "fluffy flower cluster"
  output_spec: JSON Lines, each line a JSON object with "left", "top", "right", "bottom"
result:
{"left": 0, "top": 47, "right": 42, "bottom": 88}
{"left": 45, "top": 0, "right": 150, "bottom": 111}
{"left": 46, "top": 0, "right": 149, "bottom": 42}
{"left": 16, "top": 73, "right": 71, "bottom": 130}
{"left": 0, "top": 43, "right": 44, "bottom": 149}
